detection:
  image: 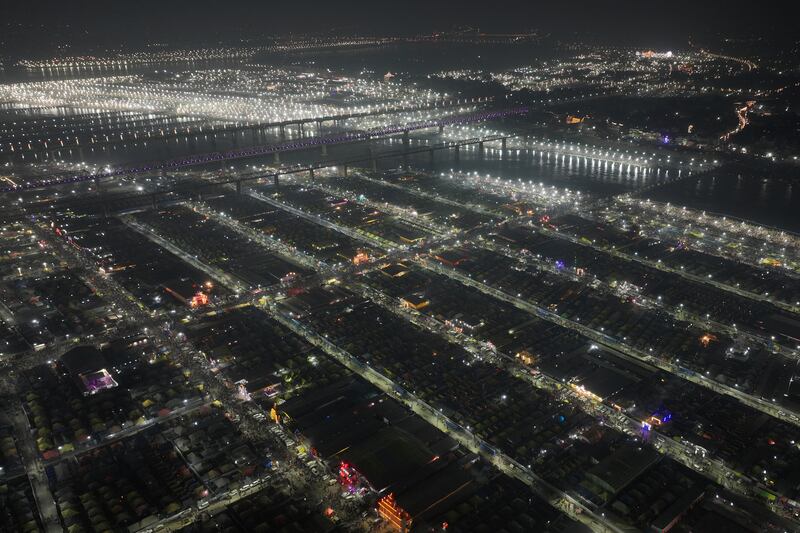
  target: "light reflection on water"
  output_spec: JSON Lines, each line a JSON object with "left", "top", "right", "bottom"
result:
{"left": 644, "top": 170, "right": 800, "bottom": 233}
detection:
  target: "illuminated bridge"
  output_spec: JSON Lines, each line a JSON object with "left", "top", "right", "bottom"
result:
{"left": 9, "top": 130, "right": 526, "bottom": 216}
{"left": 2, "top": 106, "right": 529, "bottom": 193}
{"left": 0, "top": 97, "right": 493, "bottom": 158}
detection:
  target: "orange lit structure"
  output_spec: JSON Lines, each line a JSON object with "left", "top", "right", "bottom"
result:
{"left": 401, "top": 295, "right": 430, "bottom": 311}
{"left": 516, "top": 350, "right": 537, "bottom": 366}
{"left": 699, "top": 333, "right": 717, "bottom": 348}
{"left": 190, "top": 291, "right": 209, "bottom": 308}
{"left": 649, "top": 413, "right": 672, "bottom": 426}
{"left": 377, "top": 493, "right": 413, "bottom": 532}
{"left": 163, "top": 279, "right": 213, "bottom": 308}
{"left": 353, "top": 250, "right": 370, "bottom": 265}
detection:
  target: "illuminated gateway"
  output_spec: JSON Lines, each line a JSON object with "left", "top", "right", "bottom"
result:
{"left": 377, "top": 492, "right": 413, "bottom": 532}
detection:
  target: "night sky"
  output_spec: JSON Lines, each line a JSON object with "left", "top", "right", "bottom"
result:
{"left": 2, "top": 0, "right": 795, "bottom": 56}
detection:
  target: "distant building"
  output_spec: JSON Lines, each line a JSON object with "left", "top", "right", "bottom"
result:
{"left": 637, "top": 50, "right": 674, "bottom": 59}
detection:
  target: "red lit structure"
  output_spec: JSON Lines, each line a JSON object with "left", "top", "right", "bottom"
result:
{"left": 190, "top": 291, "right": 209, "bottom": 308}
{"left": 338, "top": 461, "right": 359, "bottom": 489}
{"left": 162, "top": 278, "right": 213, "bottom": 308}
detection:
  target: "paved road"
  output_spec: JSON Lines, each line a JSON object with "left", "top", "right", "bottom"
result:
{"left": 5, "top": 401, "right": 62, "bottom": 532}
{"left": 537, "top": 224, "right": 799, "bottom": 316}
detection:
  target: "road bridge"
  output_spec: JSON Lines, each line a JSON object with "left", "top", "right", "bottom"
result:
{"left": 9, "top": 130, "right": 524, "bottom": 217}
{"left": 1, "top": 106, "right": 526, "bottom": 194}
{"left": 1, "top": 97, "right": 492, "bottom": 159}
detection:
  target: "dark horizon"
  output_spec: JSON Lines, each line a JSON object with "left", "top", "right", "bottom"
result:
{"left": 2, "top": 0, "right": 797, "bottom": 57}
